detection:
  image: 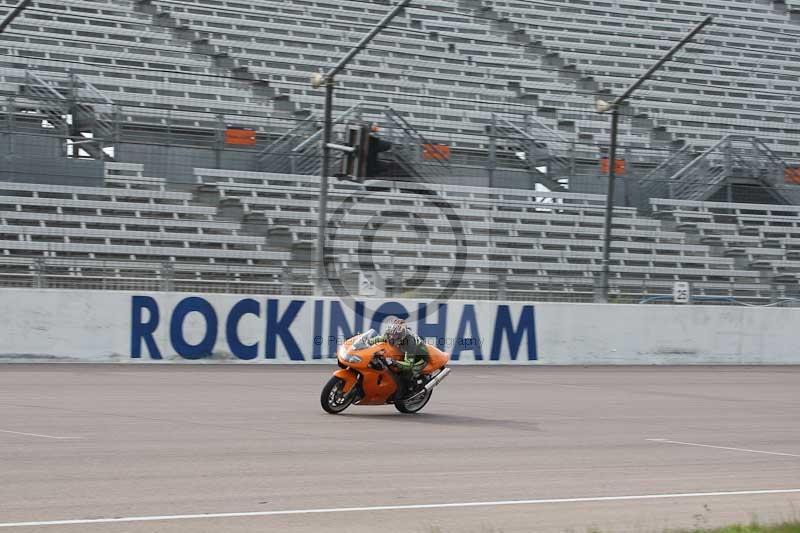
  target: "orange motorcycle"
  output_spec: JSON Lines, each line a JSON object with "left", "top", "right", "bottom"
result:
{"left": 320, "top": 329, "right": 451, "bottom": 414}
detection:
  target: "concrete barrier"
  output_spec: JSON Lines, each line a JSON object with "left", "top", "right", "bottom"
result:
{"left": 0, "top": 288, "right": 798, "bottom": 364}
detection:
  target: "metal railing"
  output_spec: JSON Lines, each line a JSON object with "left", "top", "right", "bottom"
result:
{"left": 490, "top": 113, "right": 573, "bottom": 190}
{"left": 256, "top": 114, "right": 320, "bottom": 173}
{"left": 656, "top": 135, "right": 789, "bottom": 202}
{"left": 0, "top": 257, "right": 315, "bottom": 294}
{"left": 638, "top": 144, "right": 695, "bottom": 208}
{"left": 257, "top": 103, "right": 366, "bottom": 175}
{"left": 0, "top": 256, "right": 793, "bottom": 305}
{"left": 383, "top": 107, "right": 451, "bottom": 180}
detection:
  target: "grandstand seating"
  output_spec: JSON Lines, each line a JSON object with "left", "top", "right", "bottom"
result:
{"left": 122, "top": 0, "right": 799, "bottom": 161}
{"left": 139, "top": 0, "right": 651, "bottom": 152}
{"left": 486, "top": 0, "right": 800, "bottom": 158}
{"left": 0, "top": 1, "right": 799, "bottom": 303}
{"left": 0, "top": 161, "right": 793, "bottom": 302}
{"left": 0, "top": 0, "right": 292, "bottom": 138}
{"left": 5, "top": 0, "right": 799, "bottom": 161}
{"left": 0, "top": 164, "right": 312, "bottom": 294}
{"left": 651, "top": 197, "right": 800, "bottom": 288}
{"left": 193, "top": 168, "right": 777, "bottom": 301}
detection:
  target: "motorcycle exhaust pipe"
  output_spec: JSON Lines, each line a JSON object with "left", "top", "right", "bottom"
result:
{"left": 424, "top": 367, "right": 451, "bottom": 392}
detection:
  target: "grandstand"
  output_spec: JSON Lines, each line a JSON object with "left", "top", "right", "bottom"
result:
{"left": 1, "top": 0, "right": 800, "bottom": 303}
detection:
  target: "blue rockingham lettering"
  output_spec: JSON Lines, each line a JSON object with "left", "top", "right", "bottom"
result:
{"left": 130, "top": 297, "right": 538, "bottom": 361}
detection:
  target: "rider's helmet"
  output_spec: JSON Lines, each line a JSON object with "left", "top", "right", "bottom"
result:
{"left": 385, "top": 319, "right": 408, "bottom": 347}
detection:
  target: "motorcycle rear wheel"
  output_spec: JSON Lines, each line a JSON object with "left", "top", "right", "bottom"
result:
{"left": 395, "top": 389, "right": 432, "bottom": 414}
{"left": 321, "top": 377, "right": 354, "bottom": 414}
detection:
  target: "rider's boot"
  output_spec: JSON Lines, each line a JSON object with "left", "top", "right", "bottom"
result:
{"left": 407, "top": 360, "right": 426, "bottom": 394}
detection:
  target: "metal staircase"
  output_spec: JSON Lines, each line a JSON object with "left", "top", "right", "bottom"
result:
{"left": 490, "top": 113, "right": 571, "bottom": 191}
{"left": 257, "top": 104, "right": 363, "bottom": 175}
{"left": 637, "top": 144, "right": 696, "bottom": 210}
{"left": 639, "top": 135, "right": 789, "bottom": 206}
{"left": 257, "top": 104, "right": 450, "bottom": 180}
{"left": 256, "top": 114, "right": 321, "bottom": 174}
{"left": 382, "top": 108, "right": 450, "bottom": 180}
{"left": 21, "top": 71, "right": 118, "bottom": 161}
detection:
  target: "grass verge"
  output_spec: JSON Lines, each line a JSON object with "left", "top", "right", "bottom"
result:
{"left": 674, "top": 523, "right": 800, "bottom": 533}
{"left": 427, "top": 521, "right": 800, "bottom": 532}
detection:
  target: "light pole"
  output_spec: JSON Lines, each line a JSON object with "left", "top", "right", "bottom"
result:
{"left": 0, "top": 0, "right": 32, "bottom": 34}
{"left": 594, "top": 15, "right": 713, "bottom": 303}
{"left": 312, "top": 0, "right": 414, "bottom": 295}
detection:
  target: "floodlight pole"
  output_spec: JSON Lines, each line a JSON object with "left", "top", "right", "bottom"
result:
{"left": 0, "top": 0, "right": 32, "bottom": 34}
{"left": 595, "top": 15, "right": 713, "bottom": 303}
{"left": 314, "top": 0, "right": 414, "bottom": 295}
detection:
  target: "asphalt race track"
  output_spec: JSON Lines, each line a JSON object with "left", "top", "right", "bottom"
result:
{"left": 0, "top": 365, "right": 798, "bottom": 533}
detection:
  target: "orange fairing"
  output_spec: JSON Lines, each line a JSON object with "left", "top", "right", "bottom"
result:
{"left": 337, "top": 340, "right": 402, "bottom": 405}
{"left": 357, "top": 370, "right": 398, "bottom": 405}
{"left": 333, "top": 369, "right": 358, "bottom": 393}
{"left": 333, "top": 332, "right": 451, "bottom": 406}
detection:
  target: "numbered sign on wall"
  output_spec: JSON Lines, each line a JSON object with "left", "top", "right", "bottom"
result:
{"left": 358, "top": 271, "right": 378, "bottom": 297}
{"left": 673, "top": 281, "right": 690, "bottom": 304}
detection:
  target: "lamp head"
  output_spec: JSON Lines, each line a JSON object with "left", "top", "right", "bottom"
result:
{"left": 311, "top": 73, "right": 326, "bottom": 89}
{"left": 595, "top": 98, "right": 613, "bottom": 114}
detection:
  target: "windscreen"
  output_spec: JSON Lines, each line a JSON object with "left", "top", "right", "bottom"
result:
{"left": 351, "top": 329, "right": 378, "bottom": 350}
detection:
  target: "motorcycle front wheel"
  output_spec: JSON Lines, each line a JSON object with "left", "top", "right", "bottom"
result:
{"left": 395, "top": 389, "right": 432, "bottom": 414}
{"left": 321, "top": 377, "right": 354, "bottom": 414}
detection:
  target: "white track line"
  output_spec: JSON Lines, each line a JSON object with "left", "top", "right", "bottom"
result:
{"left": 1, "top": 489, "right": 800, "bottom": 528}
{"left": 647, "top": 439, "right": 800, "bottom": 458}
{"left": 0, "top": 429, "right": 81, "bottom": 440}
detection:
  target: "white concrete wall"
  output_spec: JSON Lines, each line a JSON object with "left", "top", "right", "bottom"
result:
{"left": 0, "top": 289, "right": 797, "bottom": 364}
{"left": 538, "top": 303, "right": 798, "bottom": 364}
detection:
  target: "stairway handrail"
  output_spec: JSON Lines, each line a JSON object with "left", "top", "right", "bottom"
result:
{"left": 256, "top": 114, "right": 318, "bottom": 160}
{"left": 668, "top": 134, "right": 737, "bottom": 183}
{"left": 491, "top": 113, "right": 569, "bottom": 145}
{"left": 523, "top": 114, "right": 569, "bottom": 143}
{"left": 72, "top": 74, "right": 114, "bottom": 105}
{"left": 752, "top": 137, "right": 787, "bottom": 167}
{"left": 292, "top": 103, "right": 364, "bottom": 154}
{"left": 383, "top": 107, "right": 450, "bottom": 167}
{"left": 25, "top": 71, "right": 66, "bottom": 102}
{"left": 639, "top": 143, "right": 693, "bottom": 184}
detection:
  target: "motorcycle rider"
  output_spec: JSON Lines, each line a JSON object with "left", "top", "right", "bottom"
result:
{"left": 369, "top": 319, "right": 428, "bottom": 393}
